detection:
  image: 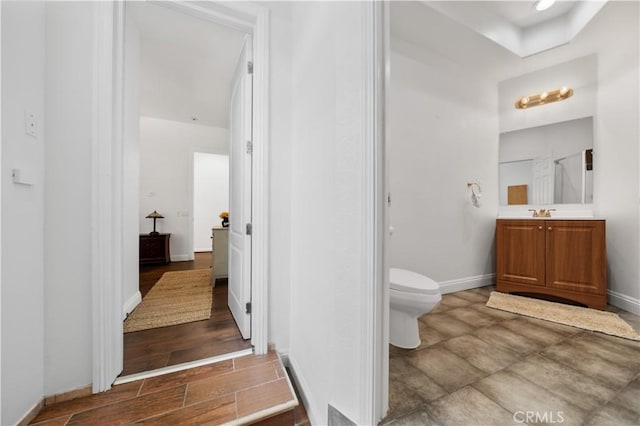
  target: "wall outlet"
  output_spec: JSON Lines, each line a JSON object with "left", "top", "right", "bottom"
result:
{"left": 24, "top": 110, "right": 37, "bottom": 138}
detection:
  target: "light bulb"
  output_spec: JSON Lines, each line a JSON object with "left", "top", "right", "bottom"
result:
{"left": 535, "top": 0, "right": 556, "bottom": 12}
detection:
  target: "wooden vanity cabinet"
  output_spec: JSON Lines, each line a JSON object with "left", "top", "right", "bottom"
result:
{"left": 496, "top": 219, "right": 606, "bottom": 310}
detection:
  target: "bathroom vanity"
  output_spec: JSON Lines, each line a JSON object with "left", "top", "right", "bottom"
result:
{"left": 496, "top": 219, "right": 606, "bottom": 310}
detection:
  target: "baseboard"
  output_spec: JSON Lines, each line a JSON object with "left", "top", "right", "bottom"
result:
{"left": 171, "top": 254, "right": 191, "bottom": 262}
{"left": 608, "top": 290, "right": 640, "bottom": 315}
{"left": 194, "top": 247, "right": 211, "bottom": 253}
{"left": 44, "top": 385, "right": 92, "bottom": 406}
{"left": 17, "top": 399, "right": 44, "bottom": 426}
{"left": 122, "top": 291, "right": 142, "bottom": 320}
{"left": 438, "top": 273, "right": 496, "bottom": 295}
{"left": 277, "top": 350, "right": 290, "bottom": 368}
{"left": 287, "top": 355, "right": 321, "bottom": 426}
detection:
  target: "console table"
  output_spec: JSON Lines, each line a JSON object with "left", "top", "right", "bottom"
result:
{"left": 211, "top": 227, "right": 229, "bottom": 285}
{"left": 139, "top": 233, "right": 171, "bottom": 265}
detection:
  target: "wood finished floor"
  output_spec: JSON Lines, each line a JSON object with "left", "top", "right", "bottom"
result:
{"left": 123, "top": 252, "right": 252, "bottom": 376}
{"left": 30, "top": 350, "right": 308, "bottom": 425}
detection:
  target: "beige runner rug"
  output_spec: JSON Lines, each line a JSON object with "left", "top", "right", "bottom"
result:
{"left": 124, "top": 269, "right": 212, "bottom": 333}
{"left": 487, "top": 291, "right": 640, "bottom": 341}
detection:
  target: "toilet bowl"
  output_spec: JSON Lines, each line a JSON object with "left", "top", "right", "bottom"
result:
{"left": 390, "top": 268, "right": 441, "bottom": 349}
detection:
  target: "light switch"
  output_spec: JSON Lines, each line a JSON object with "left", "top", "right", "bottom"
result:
{"left": 24, "top": 110, "right": 37, "bottom": 138}
{"left": 12, "top": 168, "right": 35, "bottom": 185}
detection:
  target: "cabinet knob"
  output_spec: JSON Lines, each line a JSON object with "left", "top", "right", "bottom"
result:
{"left": 538, "top": 226, "right": 543, "bottom": 230}
{"left": 548, "top": 226, "right": 553, "bottom": 231}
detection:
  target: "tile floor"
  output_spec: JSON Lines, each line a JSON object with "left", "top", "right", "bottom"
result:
{"left": 382, "top": 286, "right": 640, "bottom": 426}
{"left": 30, "top": 349, "right": 308, "bottom": 425}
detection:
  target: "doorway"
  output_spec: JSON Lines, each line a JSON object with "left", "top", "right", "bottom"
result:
{"left": 108, "top": 1, "right": 264, "bottom": 382}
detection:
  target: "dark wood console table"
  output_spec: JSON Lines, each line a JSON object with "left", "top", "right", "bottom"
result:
{"left": 139, "top": 233, "right": 171, "bottom": 265}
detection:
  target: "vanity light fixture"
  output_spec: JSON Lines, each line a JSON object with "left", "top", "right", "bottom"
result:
{"left": 515, "top": 86, "right": 573, "bottom": 109}
{"left": 534, "top": 0, "right": 556, "bottom": 11}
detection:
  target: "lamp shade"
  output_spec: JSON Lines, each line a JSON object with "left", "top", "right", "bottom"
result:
{"left": 146, "top": 210, "right": 164, "bottom": 219}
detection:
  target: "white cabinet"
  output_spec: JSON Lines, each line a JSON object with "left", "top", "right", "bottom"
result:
{"left": 211, "top": 227, "right": 229, "bottom": 285}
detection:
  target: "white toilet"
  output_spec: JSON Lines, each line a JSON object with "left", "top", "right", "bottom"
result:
{"left": 390, "top": 268, "right": 441, "bottom": 349}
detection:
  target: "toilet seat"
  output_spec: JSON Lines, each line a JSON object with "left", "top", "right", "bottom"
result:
{"left": 390, "top": 268, "right": 439, "bottom": 295}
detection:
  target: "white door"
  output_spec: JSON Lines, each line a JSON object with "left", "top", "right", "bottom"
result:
{"left": 532, "top": 156, "right": 554, "bottom": 204}
{"left": 228, "top": 36, "right": 253, "bottom": 339}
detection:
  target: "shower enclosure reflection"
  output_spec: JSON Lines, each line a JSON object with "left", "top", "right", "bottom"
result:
{"left": 499, "top": 117, "right": 594, "bottom": 206}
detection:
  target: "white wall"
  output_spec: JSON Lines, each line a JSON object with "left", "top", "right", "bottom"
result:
{"left": 139, "top": 117, "right": 228, "bottom": 261}
{"left": 288, "top": 2, "right": 375, "bottom": 424}
{"left": 265, "top": 1, "right": 293, "bottom": 357}
{"left": 1, "top": 2, "right": 46, "bottom": 423}
{"left": 388, "top": 37, "right": 499, "bottom": 288}
{"left": 591, "top": 1, "right": 639, "bottom": 311}
{"left": 43, "top": 1, "right": 94, "bottom": 396}
{"left": 193, "top": 152, "right": 229, "bottom": 251}
{"left": 122, "top": 6, "right": 141, "bottom": 317}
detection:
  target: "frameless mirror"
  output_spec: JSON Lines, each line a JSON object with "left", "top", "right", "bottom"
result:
{"left": 499, "top": 117, "right": 593, "bottom": 206}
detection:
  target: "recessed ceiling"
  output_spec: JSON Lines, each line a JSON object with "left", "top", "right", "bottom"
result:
{"left": 128, "top": 2, "right": 246, "bottom": 128}
{"left": 422, "top": 0, "right": 607, "bottom": 57}
{"left": 488, "top": 1, "right": 577, "bottom": 28}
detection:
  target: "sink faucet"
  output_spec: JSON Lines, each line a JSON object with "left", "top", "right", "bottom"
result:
{"left": 528, "top": 209, "right": 556, "bottom": 217}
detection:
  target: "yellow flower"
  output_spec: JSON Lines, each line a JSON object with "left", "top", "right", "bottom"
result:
{"left": 219, "top": 211, "right": 229, "bottom": 219}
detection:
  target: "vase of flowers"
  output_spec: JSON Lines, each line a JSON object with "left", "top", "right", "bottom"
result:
{"left": 219, "top": 211, "right": 229, "bottom": 227}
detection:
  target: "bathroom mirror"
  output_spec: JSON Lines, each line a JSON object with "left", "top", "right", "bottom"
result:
{"left": 499, "top": 117, "right": 594, "bottom": 206}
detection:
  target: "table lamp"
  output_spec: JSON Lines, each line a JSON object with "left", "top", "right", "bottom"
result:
{"left": 146, "top": 210, "right": 164, "bottom": 235}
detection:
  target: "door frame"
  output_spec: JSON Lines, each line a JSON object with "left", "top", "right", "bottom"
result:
{"left": 91, "top": 0, "right": 270, "bottom": 392}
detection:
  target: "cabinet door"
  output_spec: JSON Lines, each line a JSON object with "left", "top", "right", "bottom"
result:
{"left": 546, "top": 220, "right": 606, "bottom": 295}
{"left": 497, "top": 220, "right": 546, "bottom": 286}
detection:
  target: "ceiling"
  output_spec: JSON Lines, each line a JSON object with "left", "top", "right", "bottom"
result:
{"left": 419, "top": 1, "right": 607, "bottom": 57}
{"left": 483, "top": 1, "right": 578, "bottom": 28}
{"left": 128, "top": 2, "right": 246, "bottom": 128}
{"left": 390, "top": 0, "right": 612, "bottom": 82}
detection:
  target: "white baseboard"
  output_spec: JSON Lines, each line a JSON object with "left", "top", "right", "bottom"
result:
{"left": 122, "top": 291, "right": 141, "bottom": 320}
{"left": 171, "top": 254, "right": 192, "bottom": 262}
{"left": 278, "top": 350, "right": 290, "bottom": 368}
{"left": 608, "top": 290, "right": 640, "bottom": 315}
{"left": 438, "top": 273, "right": 496, "bottom": 295}
{"left": 287, "top": 355, "right": 321, "bottom": 426}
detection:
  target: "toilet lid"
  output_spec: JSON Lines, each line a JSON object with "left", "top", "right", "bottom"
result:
{"left": 390, "top": 268, "right": 439, "bottom": 295}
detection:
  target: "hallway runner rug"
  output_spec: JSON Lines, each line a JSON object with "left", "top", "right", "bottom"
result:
{"left": 124, "top": 269, "right": 212, "bottom": 333}
{"left": 487, "top": 291, "right": 640, "bottom": 341}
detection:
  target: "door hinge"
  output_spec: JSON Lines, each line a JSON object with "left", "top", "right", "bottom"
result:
{"left": 246, "top": 140, "right": 253, "bottom": 154}
{"left": 246, "top": 223, "right": 252, "bottom": 235}
{"left": 247, "top": 61, "right": 253, "bottom": 74}
{"left": 245, "top": 302, "right": 252, "bottom": 314}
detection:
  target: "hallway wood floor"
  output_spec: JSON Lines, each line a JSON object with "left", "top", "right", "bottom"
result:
{"left": 123, "top": 252, "right": 252, "bottom": 376}
{"left": 31, "top": 350, "right": 305, "bottom": 425}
